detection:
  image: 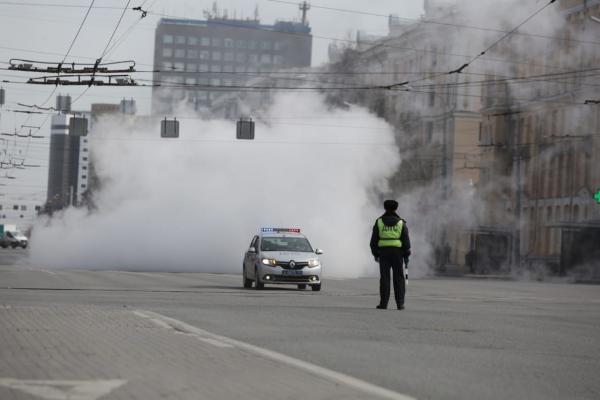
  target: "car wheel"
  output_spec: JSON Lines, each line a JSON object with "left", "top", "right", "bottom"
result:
{"left": 254, "top": 267, "right": 264, "bottom": 290}
{"left": 11, "top": 244, "right": 18, "bottom": 249}
{"left": 297, "top": 284, "right": 307, "bottom": 290}
{"left": 243, "top": 266, "right": 253, "bottom": 288}
{"left": 311, "top": 284, "right": 321, "bottom": 292}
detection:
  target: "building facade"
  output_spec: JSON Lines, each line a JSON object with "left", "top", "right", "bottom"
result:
{"left": 46, "top": 95, "right": 90, "bottom": 211}
{"left": 46, "top": 97, "right": 136, "bottom": 212}
{"left": 152, "top": 16, "right": 312, "bottom": 114}
{"left": 322, "top": 0, "right": 599, "bottom": 274}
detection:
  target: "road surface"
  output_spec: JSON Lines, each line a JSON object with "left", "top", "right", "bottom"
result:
{"left": 1, "top": 249, "right": 599, "bottom": 399}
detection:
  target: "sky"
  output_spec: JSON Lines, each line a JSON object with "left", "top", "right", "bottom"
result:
{"left": 0, "top": 0, "right": 424, "bottom": 203}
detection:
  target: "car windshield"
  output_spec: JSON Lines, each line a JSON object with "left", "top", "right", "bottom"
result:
{"left": 261, "top": 237, "right": 313, "bottom": 252}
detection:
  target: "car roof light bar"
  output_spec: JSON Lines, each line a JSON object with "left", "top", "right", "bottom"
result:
{"left": 261, "top": 228, "right": 301, "bottom": 233}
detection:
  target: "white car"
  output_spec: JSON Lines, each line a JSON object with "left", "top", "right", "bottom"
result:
{"left": 0, "top": 230, "right": 28, "bottom": 249}
{"left": 243, "top": 228, "right": 323, "bottom": 291}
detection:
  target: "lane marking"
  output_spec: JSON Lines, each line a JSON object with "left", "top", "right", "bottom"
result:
{"left": 0, "top": 378, "right": 126, "bottom": 400}
{"left": 133, "top": 310, "right": 417, "bottom": 400}
{"left": 132, "top": 310, "right": 234, "bottom": 348}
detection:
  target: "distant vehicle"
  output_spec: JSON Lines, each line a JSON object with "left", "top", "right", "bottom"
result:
{"left": 243, "top": 228, "right": 323, "bottom": 291}
{"left": 0, "top": 224, "right": 28, "bottom": 249}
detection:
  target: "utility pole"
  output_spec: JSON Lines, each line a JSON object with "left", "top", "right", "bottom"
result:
{"left": 299, "top": 1, "right": 310, "bottom": 25}
{"left": 512, "top": 116, "right": 523, "bottom": 270}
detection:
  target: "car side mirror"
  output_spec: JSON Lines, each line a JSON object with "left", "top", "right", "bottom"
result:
{"left": 315, "top": 248, "right": 324, "bottom": 255}
{"left": 248, "top": 246, "right": 257, "bottom": 253}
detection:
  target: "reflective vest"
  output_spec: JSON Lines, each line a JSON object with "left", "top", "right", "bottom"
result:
{"left": 377, "top": 218, "right": 403, "bottom": 248}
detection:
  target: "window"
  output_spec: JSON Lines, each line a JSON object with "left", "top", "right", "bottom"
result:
{"left": 236, "top": 40, "right": 245, "bottom": 48}
{"left": 81, "top": 184, "right": 86, "bottom": 189}
{"left": 212, "top": 51, "right": 221, "bottom": 61}
{"left": 274, "top": 41, "right": 283, "bottom": 51}
{"left": 223, "top": 79, "right": 233, "bottom": 86}
{"left": 185, "top": 77, "right": 196, "bottom": 85}
{"left": 211, "top": 38, "right": 221, "bottom": 47}
{"left": 260, "top": 54, "right": 271, "bottom": 64}
{"left": 198, "top": 78, "right": 208, "bottom": 85}
{"left": 201, "top": 37, "right": 211, "bottom": 46}
{"left": 224, "top": 52, "right": 234, "bottom": 61}
{"left": 273, "top": 55, "right": 283, "bottom": 65}
{"left": 81, "top": 175, "right": 87, "bottom": 179}
{"left": 82, "top": 166, "right": 87, "bottom": 170}
{"left": 210, "top": 78, "right": 220, "bottom": 86}
{"left": 426, "top": 122, "right": 433, "bottom": 144}
{"left": 185, "top": 63, "right": 197, "bottom": 72}
{"left": 236, "top": 53, "right": 245, "bottom": 62}
{"left": 83, "top": 157, "right": 88, "bottom": 161}
{"left": 210, "top": 64, "right": 221, "bottom": 72}
{"left": 174, "top": 49, "right": 185, "bottom": 58}
{"left": 235, "top": 65, "right": 245, "bottom": 73}
{"left": 162, "top": 48, "right": 173, "bottom": 57}
{"left": 199, "top": 63, "right": 209, "bottom": 72}
{"left": 35, "top": 206, "right": 41, "bottom": 212}
{"left": 249, "top": 40, "right": 258, "bottom": 49}
{"left": 175, "top": 35, "right": 185, "bottom": 44}
{"left": 163, "top": 35, "right": 173, "bottom": 44}
{"left": 224, "top": 38, "right": 234, "bottom": 48}
{"left": 261, "top": 41, "right": 272, "bottom": 50}
{"left": 20, "top": 205, "right": 27, "bottom": 211}
{"left": 223, "top": 64, "right": 233, "bottom": 72}
{"left": 162, "top": 61, "right": 173, "bottom": 70}
{"left": 200, "top": 50, "right": 210, "bottom": 60}
{"left": 248, "top": 54, "right": 258, "bottom": 64}
{"left": 13, "top": 205, "right": 18, "bottom": 210}
{"left": 187, "top": 36, "right": 197, "bottom": 45}
{"left": 187, "top": 49, "right": 198, "bottom": 58}
{"left": 82, "top": 148, "right": 88, "bottom": 152}
{"left": 174, "top": 62, "right": 184, "bottom": 71}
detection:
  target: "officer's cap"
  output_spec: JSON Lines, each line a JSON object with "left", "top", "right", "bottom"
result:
{"left": 384, "top": 199, "right": 398, "bottom": 211}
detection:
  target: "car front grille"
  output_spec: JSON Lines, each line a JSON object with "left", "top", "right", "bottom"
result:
{"left": 277, "top": 261, "right": 309, "bottom": 270}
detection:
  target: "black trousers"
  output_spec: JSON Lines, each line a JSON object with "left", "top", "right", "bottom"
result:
{"left": 378, "top": 250, "right": 405, "bottom": 308}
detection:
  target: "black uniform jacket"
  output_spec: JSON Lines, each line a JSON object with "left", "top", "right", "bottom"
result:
{"left": 369, "top": 211, "right": 411, "bottom": 258}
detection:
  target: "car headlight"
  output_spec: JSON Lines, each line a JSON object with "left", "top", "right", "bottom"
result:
{"left": 261, "top": 258, "right": 277, "bottom": 266}
{"left": 308, "top": 259, "right": 320, "bottom": 268}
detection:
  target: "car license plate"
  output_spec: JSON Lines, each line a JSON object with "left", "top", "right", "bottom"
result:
{"left": 282, "top": 270, "right": 302, "bottom": 275}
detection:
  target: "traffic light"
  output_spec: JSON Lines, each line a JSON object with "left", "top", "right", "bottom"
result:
{"left": 161, "top": 118, "right": 179, "bottom": 138}
{"left": 594, "top": 189, "right": 600, "bottom": 204}
{"left": 69, "top": 117, "right": 88, "bottom": 136}
{"left": 0, "top": 87, "right": 5, "bottom": 107}
{"left": 236, "top": 117, "right": 255, "bottom": 140}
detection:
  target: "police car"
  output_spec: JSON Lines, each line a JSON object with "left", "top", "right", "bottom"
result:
{"left": 243, "top": 228, "right": 323, "bottom": 291}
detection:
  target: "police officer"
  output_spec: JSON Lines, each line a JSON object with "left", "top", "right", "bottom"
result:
{"left": 370, "top": 199, "right": 411, "bottom": 310}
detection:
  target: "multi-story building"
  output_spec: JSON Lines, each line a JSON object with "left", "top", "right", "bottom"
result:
{"left": 479, "top": 0, "right": 600, "bottom": 273}
{"left": 151, "top": 15, "right": 312, "bottom": 114}
{"left": 324, "top": 1, "right": 482, "bottom": 272}
{"left": 46, "top": 95, "right": 90, "bottom": 211}
{"left": 323, "top": 0, "right": 599, "bottom": 275}
{"left": 46, "top": 97, "right": 136, "bottom": 212}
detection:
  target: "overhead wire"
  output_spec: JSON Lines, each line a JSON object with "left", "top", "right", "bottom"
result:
{"left": 447, "top": 0, "right": 559, "bottom": 75}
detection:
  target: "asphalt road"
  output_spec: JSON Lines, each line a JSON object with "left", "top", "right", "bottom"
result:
{"left": 1, "top": 249, "right": 599, "bottom": 400}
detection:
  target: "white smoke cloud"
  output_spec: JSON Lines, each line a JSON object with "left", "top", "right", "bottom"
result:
{"left": 29, "top": 92, "right": 408, "bottom": 278}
